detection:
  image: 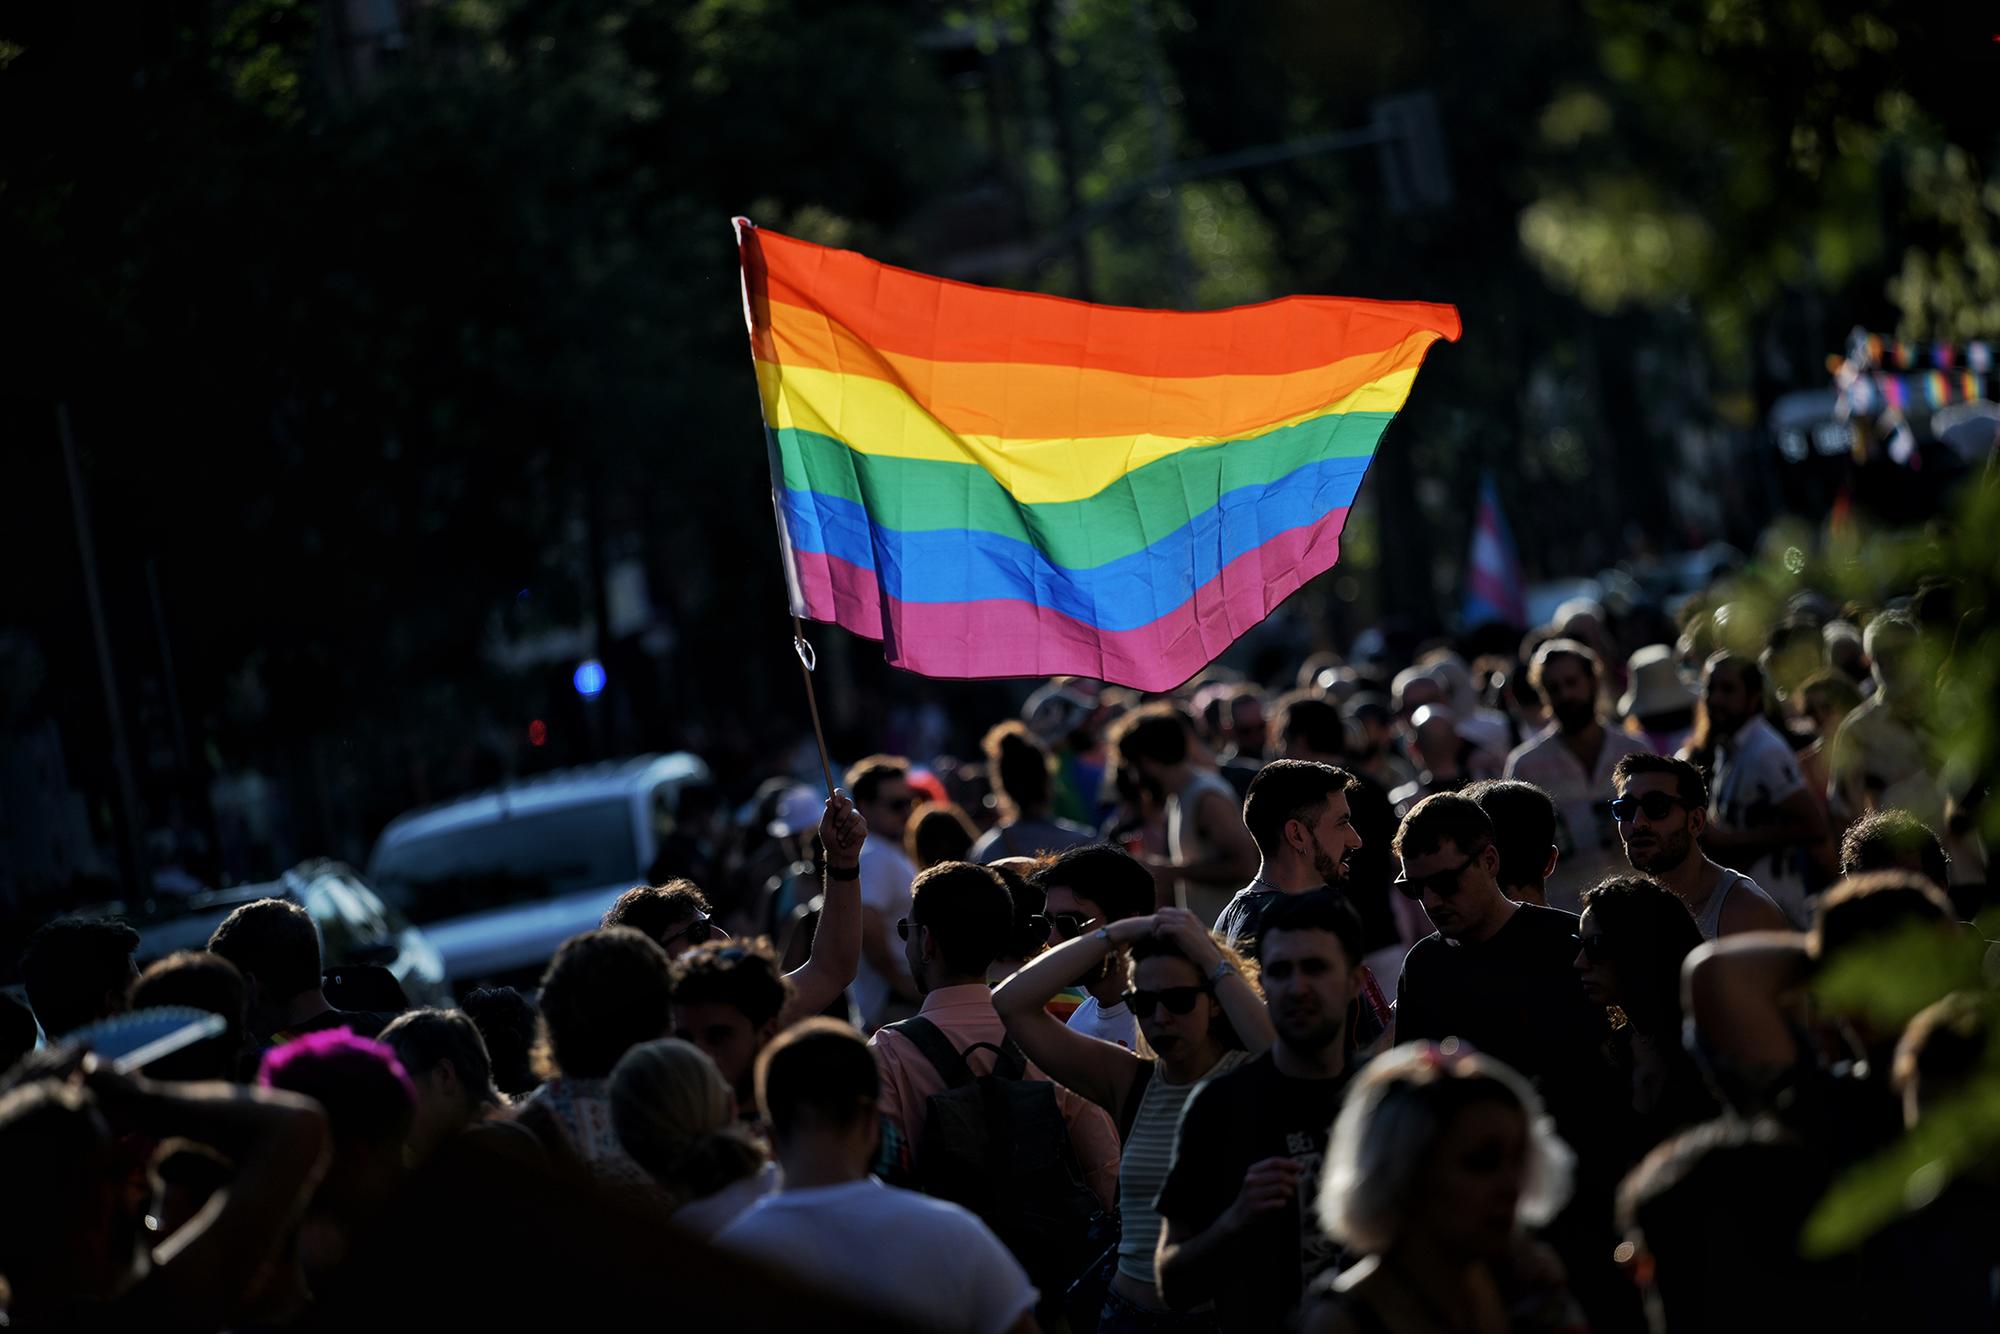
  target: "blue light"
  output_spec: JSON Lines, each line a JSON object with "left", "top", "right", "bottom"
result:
{"left": 573, "top": 659, "right": 607, "bottom": 698}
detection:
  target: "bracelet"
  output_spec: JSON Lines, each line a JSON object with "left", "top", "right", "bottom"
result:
{"left": 1208, "top": 959, "right": 1237, "bottom": 985}
{"left": 826, "top": 863, "right": 860, "bottom": 881}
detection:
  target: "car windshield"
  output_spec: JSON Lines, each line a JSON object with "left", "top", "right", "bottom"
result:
{"left": 369, "top": 801, "right": 640, "bottom": 925}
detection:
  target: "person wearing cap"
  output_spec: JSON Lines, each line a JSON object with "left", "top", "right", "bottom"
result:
{"left": 1620, "top": 644, "right": 1699, "bottom": 756}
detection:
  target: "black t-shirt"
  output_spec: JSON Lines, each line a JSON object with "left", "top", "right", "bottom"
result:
{"left": 1153, "top": 1052, "right": 1354, "bottom": 1334}
{"left": 1395, "top": 905, "right": 1615, "bottom": 1150}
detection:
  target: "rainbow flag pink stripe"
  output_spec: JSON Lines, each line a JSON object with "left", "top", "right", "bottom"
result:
{"left": 735, "top": 219, "right": 1460, "bottom": 689}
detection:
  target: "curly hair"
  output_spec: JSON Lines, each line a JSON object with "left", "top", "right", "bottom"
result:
{"left": 669, "top": 938, "right": 794, "bottom": 1031}
{"left": 1127, "top": 931, "right": 1260, "bottom": 1053}
{"left": 535, "top": 928, "right": 674, "bottom": 1079}
{"left": 1578, "top": 874, "right": 1702, "bottom": 1035}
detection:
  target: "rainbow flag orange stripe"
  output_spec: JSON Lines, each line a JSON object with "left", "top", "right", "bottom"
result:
{"left": 735, "top": 219, "right": 1460, "bottom": 690}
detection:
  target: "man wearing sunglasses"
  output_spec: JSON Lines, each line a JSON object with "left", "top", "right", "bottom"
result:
{"left": 1612, "top": 753, "right": 1789, "bottom": 940}
{"left": 847, "top": 754, "right": 922, "bottom": 1030}
{"left": 1391, "top": 794, "right": 1611, "bottom": 1130}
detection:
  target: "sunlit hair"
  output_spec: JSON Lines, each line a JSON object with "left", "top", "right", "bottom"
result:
{"left": 1126, "top": 931, "right": 1260, "bottom": 1055}
{"left": 1317, "top": 1041, "right": 1573, "bottom": 1255}
{"left": 609, "top": 1038, "right": 765, "bottom": 1211}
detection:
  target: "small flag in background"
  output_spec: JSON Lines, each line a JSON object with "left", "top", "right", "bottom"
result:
{"left": 735, "top": 219, "right": 1461, "bottom": 691}
{"left": 1462, "top": 472, "right": 1526, "bottom": 628}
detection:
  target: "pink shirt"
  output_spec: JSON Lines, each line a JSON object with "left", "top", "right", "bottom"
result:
{"left": 869, "top": 983, "right": 1121, "bottom": 1210}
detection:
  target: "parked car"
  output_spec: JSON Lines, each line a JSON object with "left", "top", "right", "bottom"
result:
{"left": 94, "top": 860, "right": 451, "bottom": 1009}
{"left": 366, "top": 753, "right": 712, "bottom": 989}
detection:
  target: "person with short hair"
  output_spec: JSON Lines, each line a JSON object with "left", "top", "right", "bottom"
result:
{"left": 1464, "top": 778, "right": 1560, "bottom": 908}
{"left": 615, "top": 793, "right": 868, "bottom": 1020}
{"left": 1153, "top": 890, "right": 1369, "bottom": 1332}
{"left": 514, "top": 926, "right": 674, "bottom": 1188}
{"left": 1302, "top": 1042, "right": 1582, "bottom": 1334}
{"left": 868, "top": 861, "right": 1120, "bottom": 1210}
{"left": 970, "top": 721, "right": 1094, "bottom": 863}
{"left": 1110, "top": 703, "right": 1261, "bottom": 924}
{"left": 847, "top": 753, "right": 922, "bottom": 1028}
{"left": 257, "top": 1028, "right": 418, "bottom": 1287}
{"left": 602, "top": 880, "right": 718, "bottom": 958}
{"left": 610, "top": 1037, "right": 775, "bottom": 1236}
{"left": 1611, "top": 752, "right": 1790, "bottom": 938}
{"left": 907, "top": 801, "right": 978, "bottom": 868}
{"left": 19, "top": 915, "right": 140, "bottom": 1039}
{"left": 379, "top": 1007, "right": 509, "bottom": 1161}
{"left": 460, "top": 985, "right": 541, "bottom": 1099}
{"left": 718, "top": 1019, "right": 1039, "bottom": 1334}
{"left": 1029, "top": 842, "right": 1158, "bottom": 1048}
{"left": 1390, "top": 795, "right": 1615, "bottom": 1193}
{"left": 129, "top": 950, "right": 250, "bottom": 1082}
{"left": 1502, "top": 639, "right": 1651, "bottom": 910}
{"left": 208, "top": 897, "right": 390, "bottom": 1043}
{"left": 1839, "top": 808, "right": 1953, "bottom": 898}
{"left": 669, "top": 937, "right": 795, "bottom": 1115}
{"left": 1215, "top": 759, "right": 1366, "bottom": 954}
{"left": 1691, "top": 651, "right": 1832, "bottom": 924}
{"left": 1686, "top": 870, "right": 1965, "bottom": 1166}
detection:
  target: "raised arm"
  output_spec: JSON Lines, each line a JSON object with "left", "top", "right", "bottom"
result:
{"left": 779, "top": 791, "right": 867, "bottom": 1026}
{"left": 84, "top": 1064, "right": 328, "bottom": 1329}
{"left": 992, "top": 916, "right": 1153, "bottom": 1118}
{"left": 1149, "top": 908, "right": 1274, "bottom": 1057}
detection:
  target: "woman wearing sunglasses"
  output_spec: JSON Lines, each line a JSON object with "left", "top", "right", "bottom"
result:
{"left": 994, "top": 907, "right": 1272, "bottom": 1331}
{"left": 1572, "top": 876, "right": 1717, "bottom": 1154}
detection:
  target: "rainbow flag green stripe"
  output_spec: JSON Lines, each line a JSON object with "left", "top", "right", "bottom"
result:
{"left": 772, "top": 408, "right": 1393, "bottom": 570}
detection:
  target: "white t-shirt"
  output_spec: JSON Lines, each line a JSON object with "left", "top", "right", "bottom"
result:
{"left": 1067, "top": 994, "right": 1136, "bottom": 1050}
{"left": 718, "top": 1178, "right": 1037, "bottom": 1334}
{"left": 671, "top": 1160, "right": 779, "bottom": 1238}
{"left": 1713, "top": 716, "right": 1811, "bottom": 924}
{"left": 853, "top": 840, "right": 917, "bottom": 1029}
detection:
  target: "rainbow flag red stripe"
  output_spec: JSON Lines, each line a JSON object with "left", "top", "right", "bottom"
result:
{"left": 735, "top": 219, "right": 1460, "bottom": 689}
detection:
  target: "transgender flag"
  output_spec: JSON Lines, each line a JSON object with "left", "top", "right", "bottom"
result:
{"left": 1461, "top": 472, "right": 1527, "bottom": 628}
{"left": 735, "top": 219, "right": 1461, "bottom": 690}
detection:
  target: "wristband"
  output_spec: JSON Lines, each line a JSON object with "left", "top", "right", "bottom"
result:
{"left": 826, "top": 863, "right": 861, "bottom": 881}
{"left": 1208, "top": 959, "right": 1238, "bottom": 986}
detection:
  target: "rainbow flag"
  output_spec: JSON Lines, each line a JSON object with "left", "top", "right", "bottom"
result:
{"left": 735, "top": 219, "right": 1460, "bottom": 690}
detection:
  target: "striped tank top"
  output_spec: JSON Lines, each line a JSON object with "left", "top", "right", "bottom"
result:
{"left": 1116, "top": 1048, "right": 1251, "bottom": 1283}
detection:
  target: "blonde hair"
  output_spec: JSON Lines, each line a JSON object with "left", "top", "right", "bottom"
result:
{"left": 608, "top": 1038, "right": 765, "bottom": 1210}
{"left": 1316, "top": 1041, "right": 1573, "bottom": 1254}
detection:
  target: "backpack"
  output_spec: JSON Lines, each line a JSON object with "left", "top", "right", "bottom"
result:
{"left": 884, "top": 1017, "right": 1104, "bottom": 1297}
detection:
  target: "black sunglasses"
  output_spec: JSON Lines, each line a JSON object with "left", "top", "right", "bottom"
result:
{"left": 668, "top": 916, "right": 716, "bottom": 947}
{"left": 1122, "top": 986, "right": 1209, "bottom": 1019}
{"left": 896, "top": 917, "right": 917, "bottom": 941}
{"left": 1044, "top": 911, "right": 1095, "bottom": 939}
{"left": 1577, "top": 933, "right": 1608, "bottom": 964}
{"left": 1393, "top": 853, "right": 1480, "bottom": 902}
{"left": 1609, "top": 792, "right": 1688, "bottom": 823}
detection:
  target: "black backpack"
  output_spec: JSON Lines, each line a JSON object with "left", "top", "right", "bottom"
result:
{"left": 884, "top": 1017, "right": 1104, "bottom": 1297}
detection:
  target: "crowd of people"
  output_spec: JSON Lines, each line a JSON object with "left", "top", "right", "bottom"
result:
{"left": 2, "top": 573, "right": 1994, "bottom": 1332}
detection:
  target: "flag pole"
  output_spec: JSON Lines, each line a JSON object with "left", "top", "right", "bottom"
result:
{"left": 736, "top": 217, "right": 841, "bottom": 802}
{"left": 791, "top": 617, "right": 838, "bottom": 799}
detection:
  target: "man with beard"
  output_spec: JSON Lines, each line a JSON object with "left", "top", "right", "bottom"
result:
{"left": 1504, "top": 639, "right": 1649, "bottom": 911}
{"left": 1213, "top": 761, "right": 1393, "bottom": 1056}
{"left": 1613, "top": 753, "right": 1789, "bottom": 939}
{"left": 1154, "top": 890, "right": 1367, "bottom": 1333}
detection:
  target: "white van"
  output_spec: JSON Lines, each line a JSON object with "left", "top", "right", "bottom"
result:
{"left": 366, "top": 753, "right": 711, "bottom": 988}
